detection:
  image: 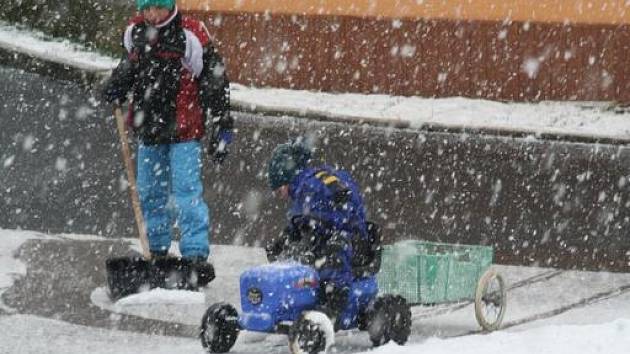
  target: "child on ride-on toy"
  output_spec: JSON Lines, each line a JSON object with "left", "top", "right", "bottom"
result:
{"left": 198, "top": 138, "right": 409, "bottom": 353}
{"left": 265, "top": 138, "right": 379, "bottom": 327}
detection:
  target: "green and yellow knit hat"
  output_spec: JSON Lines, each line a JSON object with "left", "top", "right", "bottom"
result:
{"left": 136, "top": 0, "right": 175, "bottom": 11}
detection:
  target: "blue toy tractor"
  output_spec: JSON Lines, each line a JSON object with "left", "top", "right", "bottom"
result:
{"left": 199, "top": 223, "right": 412, "bottom": 353}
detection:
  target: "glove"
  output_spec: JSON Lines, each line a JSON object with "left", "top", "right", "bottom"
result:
{"left": 102, "top": 56, "right": 136, "bottom": 105}
{"left": 209, "top": 128, "right": 232, "bottom": 164}
{"left": 102, "top": 81, "right": 127, "bottom": 106}
{"left": 265, "top": 233, "right": 288, "bottom": 263}
{"left": 319, "top": 236, "right": 348, "bottom": 269}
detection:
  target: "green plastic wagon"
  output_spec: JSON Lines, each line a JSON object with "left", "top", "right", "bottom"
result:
{"left": 377, "top": 240, "right": 507, "bottom": 331}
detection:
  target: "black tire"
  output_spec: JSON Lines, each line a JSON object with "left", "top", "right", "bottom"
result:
{"left": 367, "top": 294, "right": 412, "bottom": 347}
{"left": 200, "top": 303, "right": 240, "bottom": 353}
{"left": 288, "top": 311, "right": 333, "bottom": 354}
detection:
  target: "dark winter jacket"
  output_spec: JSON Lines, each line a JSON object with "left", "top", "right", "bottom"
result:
{"left": 103, "top": 7, "right": 232, "bottom": 146}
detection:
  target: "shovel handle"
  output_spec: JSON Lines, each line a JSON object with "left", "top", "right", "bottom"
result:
{"left": 113, "top": 106, "right": 151, "bottom": 260}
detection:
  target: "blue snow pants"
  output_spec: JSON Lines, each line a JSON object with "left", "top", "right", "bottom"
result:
{"left": 137, "top": 141, "right": 210, "bottom": 259}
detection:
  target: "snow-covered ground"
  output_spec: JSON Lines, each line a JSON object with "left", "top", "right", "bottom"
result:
{"left": 1, "top": 229, "right": 630, "bottom": 354}
{"left": 1, "top": 21, "right": 629, "bottom": 142}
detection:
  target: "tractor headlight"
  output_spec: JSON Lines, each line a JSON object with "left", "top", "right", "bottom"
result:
{"left": 247, "top": 287, "right": 263, "bottom": 305}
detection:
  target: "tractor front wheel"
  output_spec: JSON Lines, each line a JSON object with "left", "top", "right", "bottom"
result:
{"left": 200, "top": 303, "right": 240, "bottom": 353}
{"left": 288, "top": 311, "right": 335, "bottom": 354}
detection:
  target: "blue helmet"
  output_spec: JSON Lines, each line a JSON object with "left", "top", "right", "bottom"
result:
{"left": 267, "top": 140, "right": 312, "bottom": 190}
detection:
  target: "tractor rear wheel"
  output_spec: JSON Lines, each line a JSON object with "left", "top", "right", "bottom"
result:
{"left": 367, "top": 294, "right": 412, "bottom": 347}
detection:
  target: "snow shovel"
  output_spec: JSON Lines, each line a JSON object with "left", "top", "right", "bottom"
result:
{"left": 105, "top": 106, "right": 215, "bottom": 300}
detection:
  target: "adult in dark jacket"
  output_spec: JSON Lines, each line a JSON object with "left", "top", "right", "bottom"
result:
{"left": 265, "top": 139, "right": 370, "bottom": 322}
{"left": 103, "top": 0, "right": 232, "bottom": 262}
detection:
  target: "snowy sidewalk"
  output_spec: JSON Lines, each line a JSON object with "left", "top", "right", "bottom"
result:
{"left": 1, "top": 22, "right": 630, "bottom": 143}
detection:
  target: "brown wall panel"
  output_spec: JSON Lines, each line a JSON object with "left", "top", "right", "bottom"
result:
{"left": 248, "top": 14, "right": 277, "bottom": 88}
{"left": 317, "top": 18, "right": 344, "bottom": 92}
{"left": 264, "top": 15, "right": 313, "bottom": 89}
{"left": 543, "top": 24, "right": 568, "bottom": 100}
{"left": 333, "top": 17, "right": 373, "bottom": 93}
{"left": 368, "top": 20, "right": 404, "bottom": 94}
{"left": 204, "top": 13, "right": 254, "bottom": 85}
{"left": 404, "top": 22, "right": 426, "bottom": 97}
{"left": 436, "top": 21, "right": 471, "bottom": 97}
{"left": 381, "top": 20, "right": 424, "bottom": 95}
{"left": 598, "top": 27, "right": 621, "bottom": 101}
{"left": 189, "top": 11, "right": 630, "bottom": 102}
{"left": 616, "top": 26, "right": 630, "bottom": 102}
{"left": 517, "top": 22, "right": 566, "bottom": 101}
{"left": 564, "top": 26, "right": 582, "bottom": 100}
{"left": 565, "top": 26, "right": 606, "bottom": 100}
{"left": 468, "top": 22, "right": 490, "bottom": 98}
{"left": 484, "top": 22, "right": 522, "bottom": 100}
{"left": 369, "top": 19, "right": 395, "bottom": 94}
{"left": 417, "top": 19, "right": 441, "bottom": 97}
{"left": 265, "top": 15, "right": 340, "bottom": 91}
{"left": 519, "top": 22, "right": 543, "bottom": 100}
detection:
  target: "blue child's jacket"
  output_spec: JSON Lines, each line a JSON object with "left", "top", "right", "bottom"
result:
{"left": 286, "top": 165, "right": 368, "bottom": 286}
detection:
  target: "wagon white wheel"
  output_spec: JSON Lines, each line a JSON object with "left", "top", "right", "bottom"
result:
{"left": 474, "top": 268, "right": 506, "bottom": 331}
